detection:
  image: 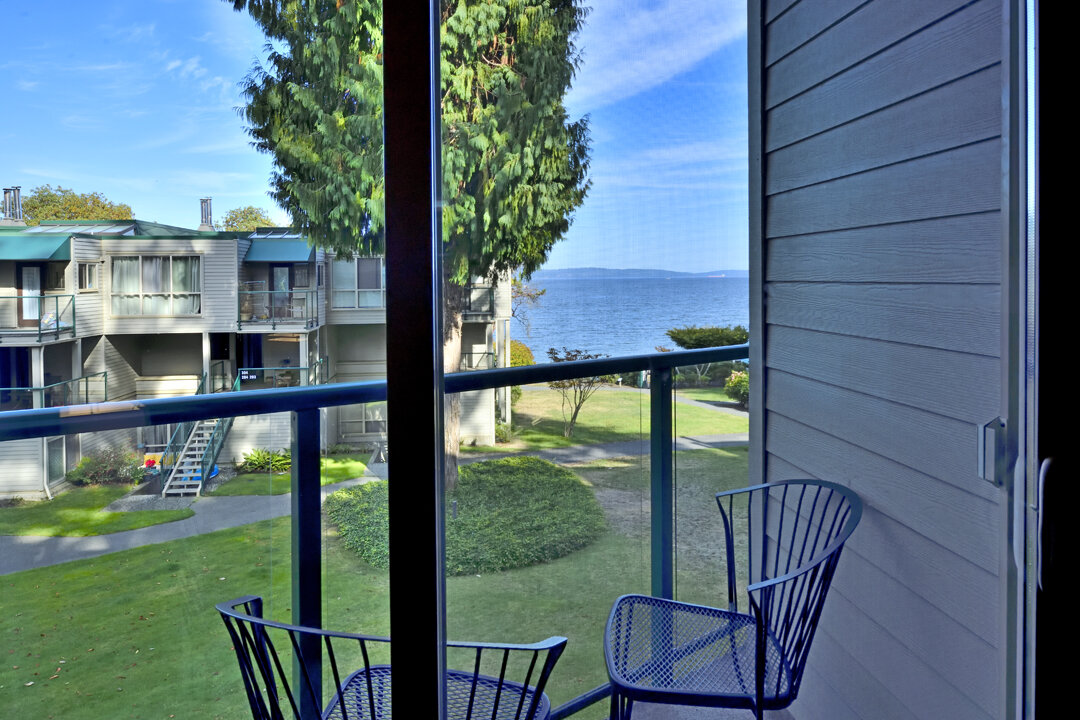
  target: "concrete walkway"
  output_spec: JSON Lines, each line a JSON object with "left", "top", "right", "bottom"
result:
{"left": 1, "top": 399, "right": 747, "bottom": 576}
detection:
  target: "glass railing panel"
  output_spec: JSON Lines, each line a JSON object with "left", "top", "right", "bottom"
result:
{"left": 441, "top": 379, "right": 650, "bottom": 717}
{"left": 672, "top": 359, "right": 751, "bottom": 608}
{"left": 0, "top": 411, "right": 294, "bottom": 720}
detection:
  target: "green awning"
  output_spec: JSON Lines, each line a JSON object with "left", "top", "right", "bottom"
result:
{"left": 0, "top": 234, "right": 70, "bottom": 261}
{"left": 244, "top": 239, "right": 314, "bottom": 263}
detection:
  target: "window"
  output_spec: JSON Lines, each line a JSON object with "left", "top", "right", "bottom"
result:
{"left": 331, "top": 256, "right": 384, "bottom": 308}
{"left": 78, "top": 263, "right": 99, "bottom": 291}
{"left": 111, "top": 255, "right": 201, "bottom": 315}
{"left": 317, "top": 263, "right": 324, "bottom": 287}
{"left": 294, "top": 264, "right": 310, "bottom": 288}
{"left": 46, "top": 262, "right": 66, "bottom": 291}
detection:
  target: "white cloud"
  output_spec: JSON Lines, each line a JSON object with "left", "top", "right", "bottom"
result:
{"left": 568, "top": 0, "right": 746, "bottom": 111}
{"left": 16, "top": 80, "right": 39, "bottom": 91}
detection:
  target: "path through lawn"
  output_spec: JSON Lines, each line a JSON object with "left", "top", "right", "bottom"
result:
{"left": 0, "top": 447, "right": 748, "bottom": 720}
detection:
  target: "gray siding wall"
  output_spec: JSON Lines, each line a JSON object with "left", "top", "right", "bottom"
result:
{"left": 0, "top": 438, "right": 45, "bottom": 497}
{"left": 71, "top": 237, "right": 104, "bottom": 337}
{"left": 753, "top": 1, "right": 1006, "bottom": 719}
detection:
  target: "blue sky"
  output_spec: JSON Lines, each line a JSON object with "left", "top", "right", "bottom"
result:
{"left": 2, "top": 0, "right": 748, "bottom": 273}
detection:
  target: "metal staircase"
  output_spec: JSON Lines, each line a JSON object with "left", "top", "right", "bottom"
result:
{"left": 161, "top": 419, "right": 218, "bottom": 497}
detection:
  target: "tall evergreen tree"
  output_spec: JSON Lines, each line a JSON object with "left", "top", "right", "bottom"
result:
{"left": 228, "top": 0, "right": 590, "bottom": 483}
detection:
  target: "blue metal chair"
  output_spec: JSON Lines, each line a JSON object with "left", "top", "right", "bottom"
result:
{"left": 604, "top": 480, "right": 862, "bottom": 719}
{"left": 218, "top": 595, "right": 567, "bottom": 720}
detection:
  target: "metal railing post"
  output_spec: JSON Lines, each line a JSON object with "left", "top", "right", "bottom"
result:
{"left": 291, "top": 407, "right": 322, "bottom": 719}
{"left": 650, "top": 364, "right": 674, "bottom": 600}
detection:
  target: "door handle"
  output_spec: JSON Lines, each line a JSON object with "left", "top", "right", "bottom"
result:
{"left": 977, "top": 416, "right": 1006, "bottom": 484}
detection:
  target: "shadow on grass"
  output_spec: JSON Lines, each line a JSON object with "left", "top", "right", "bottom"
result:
{"left": 0, "top": 485, "right": 193, "bottom": 537}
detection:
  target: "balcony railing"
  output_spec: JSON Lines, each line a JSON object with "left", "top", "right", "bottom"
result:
{"left": 0, "top": 294, "right": 76, "bottom": 341}
{"left": 462, "top": 284, "right": 494, "bottom": 316}
{"left": 235, "top": 365, "right": 310, "bottom": 390}
{"left": 0, "top": 371, "right": 107, "bottom": 412}
{"left": 238, "top": 289, "right": 318, "bottom": 330}
{"left": 459, "top": 351, "right": 494, "bottom": 370}
{"left": 0, "top": 344, "right": 747, "bottom": 719}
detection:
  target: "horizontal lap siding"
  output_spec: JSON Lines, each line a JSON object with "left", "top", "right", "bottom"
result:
{"left": 0, "top": 439, "right": 44, "bottom": 496}
{"left": 757, "top": 1, "right": 1006, "bottom": 719}
{"left": 72, "top": 237, "right": 104, "bottom": 336}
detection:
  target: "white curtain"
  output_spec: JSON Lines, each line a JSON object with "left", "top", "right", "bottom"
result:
{"left": 172, "top": 257, "right": 201, "bottom": 314}
{"left": 111, "top": 256, "right": 140, "bottom": 315}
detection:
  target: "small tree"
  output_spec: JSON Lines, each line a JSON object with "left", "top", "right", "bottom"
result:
{"left": 665, "top": 325, "right": 750, "bottom": 385}
{"left": 219, "top": 205, "right": 276, "bottom": 231}
{"left": 22, "top": 185, "right": 133, "bottom": 226}
{"left": 511, "top": 277, "right": 546, "bottom": 335}
{"left": 547, "top": 347, "right": 609, "bottom": 438}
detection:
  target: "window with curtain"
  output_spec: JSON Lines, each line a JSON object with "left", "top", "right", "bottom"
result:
{"left": 111, "top": 255, "right": 201, "bottom": 316}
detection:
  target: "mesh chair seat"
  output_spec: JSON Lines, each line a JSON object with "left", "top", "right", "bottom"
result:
{"left": 325, "top": 665, "right": 550, "bottom": 720}
{"left": 606, "top": 594, "right": 791, "bottom": 709}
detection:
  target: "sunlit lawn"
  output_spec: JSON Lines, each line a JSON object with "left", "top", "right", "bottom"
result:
{"left": 209, "top": 454, "right": 368, "bottom": 496}
{"left": 474, "top": 387, "right": 747, "bottom": 452}
{"left": 0, "top": 486, "right": 193, "bottom": 537}
{"left": 0, "top": 448, "right": 748, "bottom": 720}
{"left": 674, "top": 385, "right": 743, "bottom": 404}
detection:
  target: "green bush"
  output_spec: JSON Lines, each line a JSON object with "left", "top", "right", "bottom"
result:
{"left": 725, "top": 370, "right": 750, "bottom": 409}
{"left": 707, "top": 360, "right": 748, "bottom": 386}
{"left": 66, "top": 449, "right": 146, "bottom": 486}
{"left": 666, "top": 325, "right": 749, "bottom": 349}
{"left": 326, "top": 457, "right": 606, "bottom": 575}
{"left": 509, "top": 340, "right": 535, "bottom": 367}
{"left": 509, "top": 340, "right": 534, "bottom": 406}
{"left": 238, "top": 448, "right": 291, "bottom": 474}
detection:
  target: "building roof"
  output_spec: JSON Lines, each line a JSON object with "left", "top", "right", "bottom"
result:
{"left": 0, "top": 234, "right": 70, "bottom": 261}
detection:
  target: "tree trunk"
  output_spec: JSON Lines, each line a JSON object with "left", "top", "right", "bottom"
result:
{"left": 442, "top": 282, "right": 465, "bottom": 491}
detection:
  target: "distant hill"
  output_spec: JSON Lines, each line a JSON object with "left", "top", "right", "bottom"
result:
{"left": 530, "top": 267, "right": 749, "bottom": 280}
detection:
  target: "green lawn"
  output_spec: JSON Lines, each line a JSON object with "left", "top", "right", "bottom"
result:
{"left": 208, "top": 454, "right": 369, "bottom": 495}
{"left": 0, "top": 447, "right": 749, "bottom": 720}
{"left": 493, "top": 387, "right": 747, "bottom": 451}
{"left": 0, "top": 486, "right": 193, "bottom": 537}
{"left": 674, "top": 385, "right": 742, "bottom": 404}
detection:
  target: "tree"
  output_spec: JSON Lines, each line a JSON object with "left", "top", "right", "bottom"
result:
{"left": 21, "top": 185, "right": 133, "bottom": 226}
{"left": 546, "top": 347, "right": 609, "bottom": 438}
{"left": 665, "top": 325, "right": 749, "bottom": 385}
{"left": 219, "top": 205, "right": 276, "bottom": 231}
{"left": 511, "top": 276, "right": 546, "bottom": 335}
{"left": 228, "top": 0, "right": 591, "bottom": 486}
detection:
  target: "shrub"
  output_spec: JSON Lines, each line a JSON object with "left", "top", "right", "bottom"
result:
{"left": 509, "top": 340, "right": 535, "bottom": 367}
{"left": 326, "top": 457, "right": 606, "bottom": 575}
{"left": 327, "top": 443, "right": 354, "bottom": 455}
{"left": 725, "top": 370, "right": 750, "bottom": 409}
{"left": 509, "top": 340, "right": 534, "bottom": 407}
{"left": 66, "top": 448, "right": 146, "bottom": 486}
{"left": 238, "top": 448, "right": 291, "bottom": 474}
{"left": 666, "top": 325, "right": 749, "bottom": 349}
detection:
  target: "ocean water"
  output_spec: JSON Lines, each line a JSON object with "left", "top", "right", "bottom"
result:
{"left": 518, "top": 277, "right": 749, "bottom": 361}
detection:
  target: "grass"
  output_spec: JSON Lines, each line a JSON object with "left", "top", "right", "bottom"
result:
{"left": 0, "top": 486, "right": 193, "bottom": 537}
{"left": 495, "top": 387, "right": 747, "bottom": 451}
{"left": 674, "top": 385, "right": 742, "bottom": 404}
{"left": 208, "top": 454, "right": 369, "bottom": 495}
{"left": 0, "top": 448, "right": 749, "bottom": 720}
{"left": 326, "top": 458, "right": 606, "bottom": 574}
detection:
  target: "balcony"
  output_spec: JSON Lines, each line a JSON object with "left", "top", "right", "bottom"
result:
{"left": 0, "top": 371, "right": 106, "bottom": 411}
{"left": 462, "top": 284, "right": 495, "bottom": 318}
{"left": 0, "top": 345, "right": 748, "bottom": 719}
{"left": 0, "top": 294, "right": 76, "bottom": 342}
{"left": 238, "top": 289, "right": 319, "bottom": 330}
{"left": 235, "top": 365, "right": 312, "bottom": 389}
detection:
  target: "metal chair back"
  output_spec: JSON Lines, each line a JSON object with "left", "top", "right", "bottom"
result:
{"left": 716, "top": 479, "right": 862, "bottom": 705}
{"left": 217, "top": 595, "right": 567, "bottom": 720}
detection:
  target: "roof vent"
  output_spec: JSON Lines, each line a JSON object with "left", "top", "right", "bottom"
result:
{"left": 198, "top": 197, "right": 214, "bottom": 232}
{"left": 1, "top": 187, "right": 25, "bottom": 226}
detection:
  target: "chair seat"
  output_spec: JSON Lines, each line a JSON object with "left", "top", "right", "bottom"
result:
{"left": 605, "top": 594, "right": 792, "bottom": 709}
{"left": 324, "top": 665, "right": 551, "bottom": 720}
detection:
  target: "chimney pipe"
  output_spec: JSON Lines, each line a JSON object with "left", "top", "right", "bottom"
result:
{"left": 1, "top": 187, "right": 26, "bottom": 226}
{"left": 198, "top": 197, "right": 214, "bottom": 231}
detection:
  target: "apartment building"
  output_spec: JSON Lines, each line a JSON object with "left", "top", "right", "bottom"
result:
{"left": 0, "top": 195, "right": 510, "bottom": 498}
